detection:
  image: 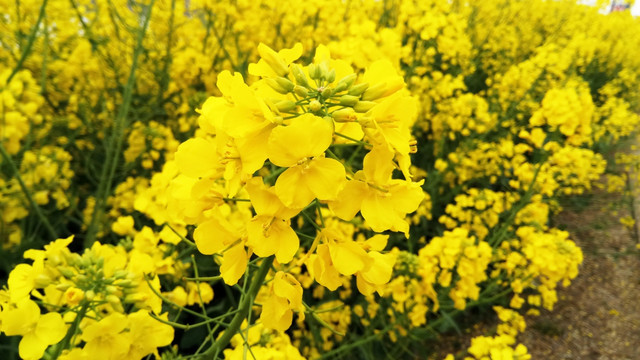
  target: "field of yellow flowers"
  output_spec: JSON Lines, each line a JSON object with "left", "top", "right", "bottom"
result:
{"left": 2, "top": 0, "right": 640, "bottom": 359}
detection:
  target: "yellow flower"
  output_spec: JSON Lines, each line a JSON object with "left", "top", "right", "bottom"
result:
{"left": 81, "top": 313, "right": 131, "bottom": 360}
{"left": 329, "top": 146, "right": 424, "bottom": 235}
{"left": 306, "top": 243, "right": 343, "bottom": 291}
{"left": 7, "top": 264, "right": 37, "bottom": 303}
{"left": 268, "top": 113, "right": 346, "bottom": 208}
{"left": 124, "top": 311, "right": 174, "bottom": 359}
{"left": 2, "top": 299, "right": 67, "bottom": 360}
{"left": 249, "top": 42, "right": 303, "bottom": 78}
{"left": 193, "top": 214, "right": 248, "bottom": 285}
{"left": 245, "top": 177, "right": 300, "bottom": 264}
{"left": 260, "top": 272, "right": 304, "bottom": 331}
{"left": 360, "top": 60, "right": 405, "bottom": 101}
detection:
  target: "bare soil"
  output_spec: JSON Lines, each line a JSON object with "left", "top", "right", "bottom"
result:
{"left": 520, "top": 190, "right": 640, "bottom": 360}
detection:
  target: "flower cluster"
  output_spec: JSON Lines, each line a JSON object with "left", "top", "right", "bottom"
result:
{"left": 0, "top": 235, "right": 182, "bottom": 359}
{"left": 3, "top": 0, "right": 640, "bottom": 359}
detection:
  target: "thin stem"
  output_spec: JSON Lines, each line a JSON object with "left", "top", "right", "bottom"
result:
{"left": 51, "top": 302, "right": 88, "bottom": 358}
{"left": 191, "top": 255, "right": 214, "bottom": 343}
{"left": 304, "top": 302, "right": 344, "bottom": 336}
{"left": 0, "top": 143, "right": 57, "bottom": 240}
{"left": 85, "top": 0, "right": 155, "bottom": 246}
{"left": 144, "top": 275, "right": 211, "bottom": 320}
{"left": 335, "top": 132, "right": 370, "bottom": 146}
{"left": 183, "top": 275, "right": 222, "bottom": 282}
{"left": 7, "top": 0, "right": 48, "bottom": 84}
{"left": 198, "top": 256, "right": 274, "bottom": 358}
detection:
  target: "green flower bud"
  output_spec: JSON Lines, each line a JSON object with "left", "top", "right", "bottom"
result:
{"left": 294, "top": 85, "right": 309, "bottom": 97}
{"left": 308, "top": 64, "right": 321, "bottom": 80}
{"left": 339, "top": 94, "right": 359, "bottom": 107}
{"left": 318, "top": 63, "right": 330, "bottom": 81}
{"left": 275, "top": 77, "right": 295, "bottom": 92}
{"left": 58, "top": 266, "right": 75, "bottom": 279}
{"left": 348, "top": 82, "right": 369, "bottom": 96}
{"left": 123, "top": 293, "right": 147, "bottom": 304}
{"left": 326, "top": 69, "right": 336, "bottom": 83}
{"left": 113, "top": 278, "right": 134, "bottom": 287}
{"left": 265, "top": 78, "right": 289, "bottom": 94}
{"left": 113, "top": 269, "right": 129, "bottom": 279}
{"left": 106, "top": 294, "right": 124, "bottom": 313}
{"left": 332, "top": 108, "right": 357, "bottom": 122}
{"left": 321, "top": 87, "right": 333, "bottom": 99}
{"left": 309, "top": 100, "right": 322, "bottom": 112}
{"left": 34, "top": 274, "right": 52, "bottom": 288}
{"left": 66, "top": 253, "right": 82, "bottom": 267}
{"left": 275, "top": 100, "right": 297, "bottom": 113}
{"left": 334, "top": 73, "right": 357, "bottom": 92}
{"left": 258, "top": 43, "right": 289, "bottom": 77}
{"left": 75, "top": 274, "right": 88, "bottom": 285}
{"left": 354, "top": 101, "right": 377, "bottom": 113}
{"left": 56, "top": 283, "right": 72, "bottom": 291}
{"left": 291, "top": 65, "right": 309, "bottom": 87}
{"left": 361, "top": 83, "right": 388, "bottom": 101}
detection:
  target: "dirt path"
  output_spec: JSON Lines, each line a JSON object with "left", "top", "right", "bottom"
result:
{"left": 521, "top": 190, "right": 640, "bottom": 359}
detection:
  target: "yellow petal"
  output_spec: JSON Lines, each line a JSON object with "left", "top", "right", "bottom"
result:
{"left": 274, "top": 166, "right": 316, "bottom": 208}
{"left": 235, "top": 123, "right": 274, "bottom": 174}
{"left": 2, "top": 299, "right": 40, "bottom": 336}
{"left": 307, "top": 244, "right": 342, "bottom": 291}
{"left": 19, "top": 332, "right": 49, "bottom": 360}
{"left": 273, "top": 272, "right": 303, "bottom": 310}
{"left": 355, "top": 273, "right": 377, "bottom": 297}
{"left": 303, "top": 157, "right": 346, "bottom": 201}
{"left": 223, "top": 105, "right": 272, "bottom": 138}
{"left": 363, "top": 146, "right": 394, "bottom": 185}
{"left": 216, "top": 70, "right": 245, "bottom": 96}
{"left": 127, "top": 310, "right": 174, "bottom": 358}
{"left": 245, "top": 177, "right": 300, "bottom": 218}
{"left": 388, "top": 180, "right": 425, "bottom": 214}
{"left": 260, "top": 295, "right": 293, "bottom": 331}
{"left": 314, "top": 44, "right": 331, "bottom": 64}
{"left": 193, "top": 218, "right": 237, "bottom": 255}
{"left": 246, "top": 216, "right": 299, "bottom": 263}
{"left": 328, "top": 241, "right": 369, "bottom": 276}
{"left": 328, "top": 180, "right": 367, "bottom": 220}
{"left": 364, "top": 234, "right": 389, "bottom": 252}
{"left": 360, "top": 251, "right": 395, "bottom": 286}
{"left": 220, "top": 243, "right": 248, "bottom": 286}
{"left": 361, "top": 60, "right": 404, "bottom": 100}
{"left": 361, "top": 192, "right": 406, "bottom": 233}
{"left": 81, "top": 313, "right": 128, "bottom": 342}
{"left": 198, "top": 96, "right": 229, "bottom": 135}
{"left": 279, "top": 43, "right": 304, "bottom": 65}
{"left": 35, "top": 312, "right": 67, "bottom": 345}
{"left": 268, "top": 113, "right": 333, "bottom": 167}
{"left": 175, "top": 138, "right": 219, "bottom": 178}
{"left": 8, "top": 263, "right": 35, "bottom": 303}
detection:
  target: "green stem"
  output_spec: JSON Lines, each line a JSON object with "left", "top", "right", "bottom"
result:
{"left": 488, "top": 163, "right": 542, "bottom": 248}
{"left": 304, "top": 302, "right": 344, "bottom": 336}
{"left": 198, "top": 256, "right": 274, "bottom": 358}
{"left": 85, "top": 0, "right": 154, "bottom": 247}
{"left": 184, "top": 275, "right": 222, "bottom": 282}
{"left": 7, "top": 0, "right": 48, "bottom": 84}
{"left": 0, "top": 143, "right": 57, "bottom": 240}
{"left": 318, "top": 325, "right": 392, "bottom": 359}
{"left": 335, "top": 132, "right": 370, "bottom": 146}
{"left": 51, "top": 302, "right": 88, "bottom": 359}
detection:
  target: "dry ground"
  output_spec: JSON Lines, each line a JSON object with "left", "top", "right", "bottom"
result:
{"left": 428, "top": 186, "right": 640, "bottom": 360}
{"left": 521, "top": 189, "right": 640, "bottom": 360}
